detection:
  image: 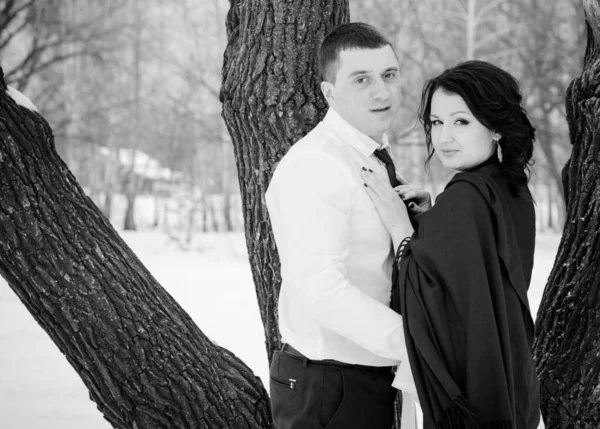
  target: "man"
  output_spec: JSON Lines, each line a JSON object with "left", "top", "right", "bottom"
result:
{"left": 265, "top": 23, "right": 416, "bottom": 429}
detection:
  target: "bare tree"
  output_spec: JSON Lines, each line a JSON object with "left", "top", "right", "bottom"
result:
{"left": 533, "top": 0, "right": 600, "bottom": 426}
{"left": 512, "top": 0, "right": 583, "bottom": 211}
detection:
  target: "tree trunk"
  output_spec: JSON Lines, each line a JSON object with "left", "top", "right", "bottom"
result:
{"left": 124, "top": 192, "right": 137, "bottom": 231}
{"left": 538, "top": 114, "right": 567, "bottom": 205}
{"left": 186, "top": 200, "right": 197, "bottom": 247}
{"left": 224, "top": 194, "right": 234, "bottom": 232}
{"left": 202, "top": 194, "right": 209, "bottom": 234}
{"left": 209, "top": 198, "right": 219, "bottom": 232}
{"left": 222, "top": 129, "right": 235, "bottom": 233}
{"left": 102, "top": 191, "right": 113, "bottom": 222}
{"left": 220, "top": 0, "right": 349, "bottom": 363}
{"left": 152, "top": 194, "right": 160, "bottom": 228}
{"left": 547, "top": 178, "right": 554, "bottom": 231}
{"left": 0, "top": 71, "right": 272, "bottom": 428}
{"left": 533, "top": 3, "right": 600, "bottom": 427}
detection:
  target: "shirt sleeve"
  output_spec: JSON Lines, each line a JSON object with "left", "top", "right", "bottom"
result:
{"left": 266, "top": 152, "right": 407, "bottom": 361}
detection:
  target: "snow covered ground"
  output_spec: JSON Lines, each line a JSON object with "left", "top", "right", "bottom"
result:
{"left": 0, "top": 230, "right": 561, "bottom": 428}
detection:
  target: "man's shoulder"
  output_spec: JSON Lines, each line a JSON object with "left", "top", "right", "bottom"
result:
{"left": 268, "top": 122, "right": 354, "bottom": 194}
{"left": 282, "top": 121, "right": 350, "bottom": 163}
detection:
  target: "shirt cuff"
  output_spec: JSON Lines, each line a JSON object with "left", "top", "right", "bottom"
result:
{"left": 391, "top": 357, "right": 418, "bottom": 399}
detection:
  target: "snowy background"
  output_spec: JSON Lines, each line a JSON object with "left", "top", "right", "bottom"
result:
{"left": 1, "top": 226, "right": 561, "bottom": 428}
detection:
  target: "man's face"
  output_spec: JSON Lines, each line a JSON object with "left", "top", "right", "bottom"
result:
{"left": 321, "top": 46, "right": 401, "bottom": 143}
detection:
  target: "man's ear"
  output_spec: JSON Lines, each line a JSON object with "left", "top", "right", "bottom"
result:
{"left": 321, "top": 81, "right": 334, "bottom": 105}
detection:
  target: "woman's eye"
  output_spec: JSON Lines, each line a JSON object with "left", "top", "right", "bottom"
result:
{"left": 431, "top": 120, "right": 442, "bottom": 126}
{"left": 455, "top": 119, "right": 469, "bottom": 125}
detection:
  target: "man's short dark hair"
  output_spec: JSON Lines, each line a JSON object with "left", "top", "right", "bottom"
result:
{"left": 318, "top": 23, "right": 394, "bottom": 83}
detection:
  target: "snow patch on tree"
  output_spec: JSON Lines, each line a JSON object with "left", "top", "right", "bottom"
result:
{"left": 6, "top": 86, "right": 38, "bottom": 112}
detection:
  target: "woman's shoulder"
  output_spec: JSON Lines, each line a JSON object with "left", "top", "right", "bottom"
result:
{"left": 436, "top": 172, "right": 491, "bottom": 209}
{"left": 444, "top": 163, "right": 518, "bottom": 203}
{"left": 423, "top": 175, "right": 492, "bottom": 234}
{"left": 449, "top": 165, "right": 533, "bottom": 205}
{"left": 434, "top": 169, "right": 534, "bottom": 230}
{"left": 412, "top": 174, "right": 495, "bottom": 256}
{"left": 448, "top": 165, "right": 499, "bottom": 191}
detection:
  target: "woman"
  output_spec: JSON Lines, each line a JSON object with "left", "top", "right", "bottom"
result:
{"left": 361, "top": 60, "right": 544, "bottom": 429}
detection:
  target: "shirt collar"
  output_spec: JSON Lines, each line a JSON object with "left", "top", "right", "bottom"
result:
{"left": 322, "top": 108, "right": 391, "bottom": 157}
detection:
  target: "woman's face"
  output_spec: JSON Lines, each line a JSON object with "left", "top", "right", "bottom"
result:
{"left": 429, "top": 89, "right": 497, "bottom": 172}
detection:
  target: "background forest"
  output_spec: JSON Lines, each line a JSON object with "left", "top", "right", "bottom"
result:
{"left": 1, "top": 0, "right": 583, "bottom": 237}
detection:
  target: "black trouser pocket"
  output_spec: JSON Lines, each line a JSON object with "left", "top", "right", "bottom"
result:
{"left": 269, "top": 351, "right": 305, "bottom": 428}
{"left": 319, "top": 366, "right": 345, "bottom": 429}
{"left": 270, "top": 373, "right": 297, "bottom": 389}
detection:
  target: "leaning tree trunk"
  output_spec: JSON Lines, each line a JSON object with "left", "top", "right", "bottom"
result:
{"left": 0, "top": 70, "right": 271, "bottom": 428}
{"left": 220, "top": 0, "right": 349, "bottom": 362}
{"left": 533, "top": 2, "right": 600, "bottom": 427}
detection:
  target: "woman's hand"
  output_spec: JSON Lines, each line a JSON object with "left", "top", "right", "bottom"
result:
{"left": 394, "top": 180, "right": 432, "bottom": 215}
{"left": 360, "top": 168, "right": 413, "bottom": 244}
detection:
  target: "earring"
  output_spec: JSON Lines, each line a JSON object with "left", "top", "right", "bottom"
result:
{"left": 496, "top": 139, "right": 503, "bottom": 163}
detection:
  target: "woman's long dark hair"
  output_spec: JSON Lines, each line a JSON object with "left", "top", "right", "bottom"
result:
{"left": 418, "top": 60, "right": 535, "bottom": 193}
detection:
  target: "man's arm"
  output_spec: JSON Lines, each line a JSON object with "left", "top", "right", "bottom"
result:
{"left": 266, "top": 152, "right": 407, "bottom": 361}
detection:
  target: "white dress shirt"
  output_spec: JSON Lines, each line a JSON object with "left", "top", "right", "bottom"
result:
{"left": 265, "top": 108, "right": 408, "bottom": 367}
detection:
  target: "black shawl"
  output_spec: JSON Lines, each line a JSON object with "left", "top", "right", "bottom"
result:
{"left": 392, "top": 162, "right": 541, "bottom": 429}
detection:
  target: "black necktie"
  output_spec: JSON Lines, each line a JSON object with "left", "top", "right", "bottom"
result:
{"left": 374, "top": 148, "right": 401, "bottom": 187}
{"left": 374, "top": 148, "right": 418, "bottom": 227}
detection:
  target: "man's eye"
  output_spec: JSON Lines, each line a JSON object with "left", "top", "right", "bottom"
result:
{"left": 384, "top": 72, "right": 397, "bottom": 80}
{"left": 355, "top": 77, "right": 368, "bottom": 84}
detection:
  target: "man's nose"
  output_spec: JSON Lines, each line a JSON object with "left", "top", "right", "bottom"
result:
{"left": 371, "top": 78, "right": 390, "bottom": 100}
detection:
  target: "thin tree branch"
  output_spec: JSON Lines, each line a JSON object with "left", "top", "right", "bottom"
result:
{"left": 0, "top": 0, "right": 34, "bottom": 37}
{"left": 475, "top": 0, "right": 506, "bottom": 22}
{"left": 474, "top": 27, "right": 513, "bottom": 51}
{"left": 0, "top": 15, "right": 30, "bottom": 51}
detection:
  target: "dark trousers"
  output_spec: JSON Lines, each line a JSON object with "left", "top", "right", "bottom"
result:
{"left": 269, "top": 349, "right": 397, "bottom": 429}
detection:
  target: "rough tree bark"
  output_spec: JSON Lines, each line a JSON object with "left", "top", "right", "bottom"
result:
{"left": 220, "top": 0, "right": 349, "bottom": 362}
{"left": 0, "top": 70, "right": 271, "bottom": 428}
{"left": 533, "top": 1, "right": 600, "bottom": 427}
